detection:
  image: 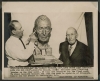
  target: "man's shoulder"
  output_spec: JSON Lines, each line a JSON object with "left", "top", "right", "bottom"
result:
{"left": 77, "top": 40, "right": 87, "bottom": 46}
{"left": 6, "top": 36, "right": 16, "bottom": 45}
{"left": 60, "top": 41, "right": 68, "bottom": 46}
{"left": 77, "top": 40, "right": 88, "bottom": 48}
{"left": 6, "top": 37, "right": 11, "bottom": 44}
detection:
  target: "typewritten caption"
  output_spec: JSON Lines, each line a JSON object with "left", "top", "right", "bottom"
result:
{"left": 9, "top": 67, "right": 93, "bottom": 79}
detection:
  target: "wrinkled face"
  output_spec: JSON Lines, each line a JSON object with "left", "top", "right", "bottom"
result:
{"left": 36, "top": 20, "right": 52, "bottom": 44}
{"left": 12, "top": 22, "right": 24, "bottom": 38}
{"left": 66, "top": 28, "right": 77, "bottom": 45}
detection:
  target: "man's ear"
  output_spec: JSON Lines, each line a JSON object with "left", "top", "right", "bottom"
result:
{"left": 12, "top": 30, "right": 16, "bottom": 35}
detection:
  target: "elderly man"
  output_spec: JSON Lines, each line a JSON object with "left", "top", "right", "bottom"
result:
{"left": 59, "top": 27, "right": 93, "bottom": 67}
{"left": 27, "top": 15, "right": 52, "bottom": 56}
{"left": 5, "top": 20, "right": 35, "bottom": 67}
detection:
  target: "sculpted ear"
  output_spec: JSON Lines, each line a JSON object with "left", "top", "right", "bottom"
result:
{"left": 50, "top": 28, "right": 52, "bottom": 32}
{"left": 76, "top": 33, "right": 78, "bottom": 38}
{"left": 12, "top": 30, "right": 16, "bottom": 34}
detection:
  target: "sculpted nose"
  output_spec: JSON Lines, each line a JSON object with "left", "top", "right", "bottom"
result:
{"left": 42, "top": 29, "right": 46, "bottom": 36}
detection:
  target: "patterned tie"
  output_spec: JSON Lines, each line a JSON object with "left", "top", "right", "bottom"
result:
{"left": 19, "top": 38, "right": 26, "bottom": 49}
{"left": 68, "top": 45, "right": 72, "bottom": 56}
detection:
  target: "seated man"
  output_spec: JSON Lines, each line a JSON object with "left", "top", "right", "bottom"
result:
{"left": 59, "top": 27, "right": 93, "bottom": 67}
{"left": 5, "top": 20, "right": 35, "bottom": 67}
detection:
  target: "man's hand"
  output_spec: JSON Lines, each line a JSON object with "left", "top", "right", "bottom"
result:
{"left": 27, "top": 54, "right": 35, "bottom": 64}
{"left": 26, "top": 32, "right": 37, "bottom": 45}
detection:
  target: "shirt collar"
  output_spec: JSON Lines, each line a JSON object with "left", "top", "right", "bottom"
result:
{"left": 69, "top": 41, "right": 77, "bottom": 48}
{"left": 10, "top": 36, "right": 20, "bottom": 41}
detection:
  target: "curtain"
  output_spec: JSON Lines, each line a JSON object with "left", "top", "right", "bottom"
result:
{"left": 4, "top": 13, "right": 11, "bottom": 67}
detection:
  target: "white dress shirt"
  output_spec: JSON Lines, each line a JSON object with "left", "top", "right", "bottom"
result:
{"left": 68, "top": 41, "right": 77, "bottom": 56}
{"left": 5, "top": 36, "right": 35, "bottom": 67}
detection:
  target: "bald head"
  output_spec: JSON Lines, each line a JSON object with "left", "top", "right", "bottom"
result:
{"left": 67, "top": 27, "right": 77, "bottom": 35}
{"left": 66, "top": 27, "right": 78, "bottom": 45}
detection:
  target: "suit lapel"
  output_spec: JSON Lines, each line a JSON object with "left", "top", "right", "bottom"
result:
{"left": 70, "top": 41, "right": 81, "bottom": 59}
{"left": 63, "top": 41, "right": 69, "bottom": 59}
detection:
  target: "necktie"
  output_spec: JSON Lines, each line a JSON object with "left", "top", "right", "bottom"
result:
{"left": 19, "top": 38, "right": 26, "bottom": 49}
{"left": 68, "top": 45, "right": 72, "bottom": 56}
{"left": 42, "top": 50, "right": 46, "bottom": 55}
{"left": 40, "top": 49, "right": 46, "bottom": 55}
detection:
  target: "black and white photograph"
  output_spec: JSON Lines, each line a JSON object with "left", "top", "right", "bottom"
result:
{"left": 2, "top": 2, "right": 98, "bottom": 80}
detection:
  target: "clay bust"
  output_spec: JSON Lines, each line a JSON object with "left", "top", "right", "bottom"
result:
{"left": 27, "top": 15, "right": 52, "bottom": 55}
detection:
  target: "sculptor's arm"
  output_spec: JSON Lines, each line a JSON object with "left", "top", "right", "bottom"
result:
{"left": 26, "top": 31, "right": 37, "bottom": 45}
{"left": 5, "top": 41, "right": 35, "bottom": 61}
{"left": 25, "top": 32, "right": 37, "bottom": 64}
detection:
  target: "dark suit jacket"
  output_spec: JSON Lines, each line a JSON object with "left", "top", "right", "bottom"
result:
{"left": 59, "top": 40, "right": 93, "bottom": 67}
